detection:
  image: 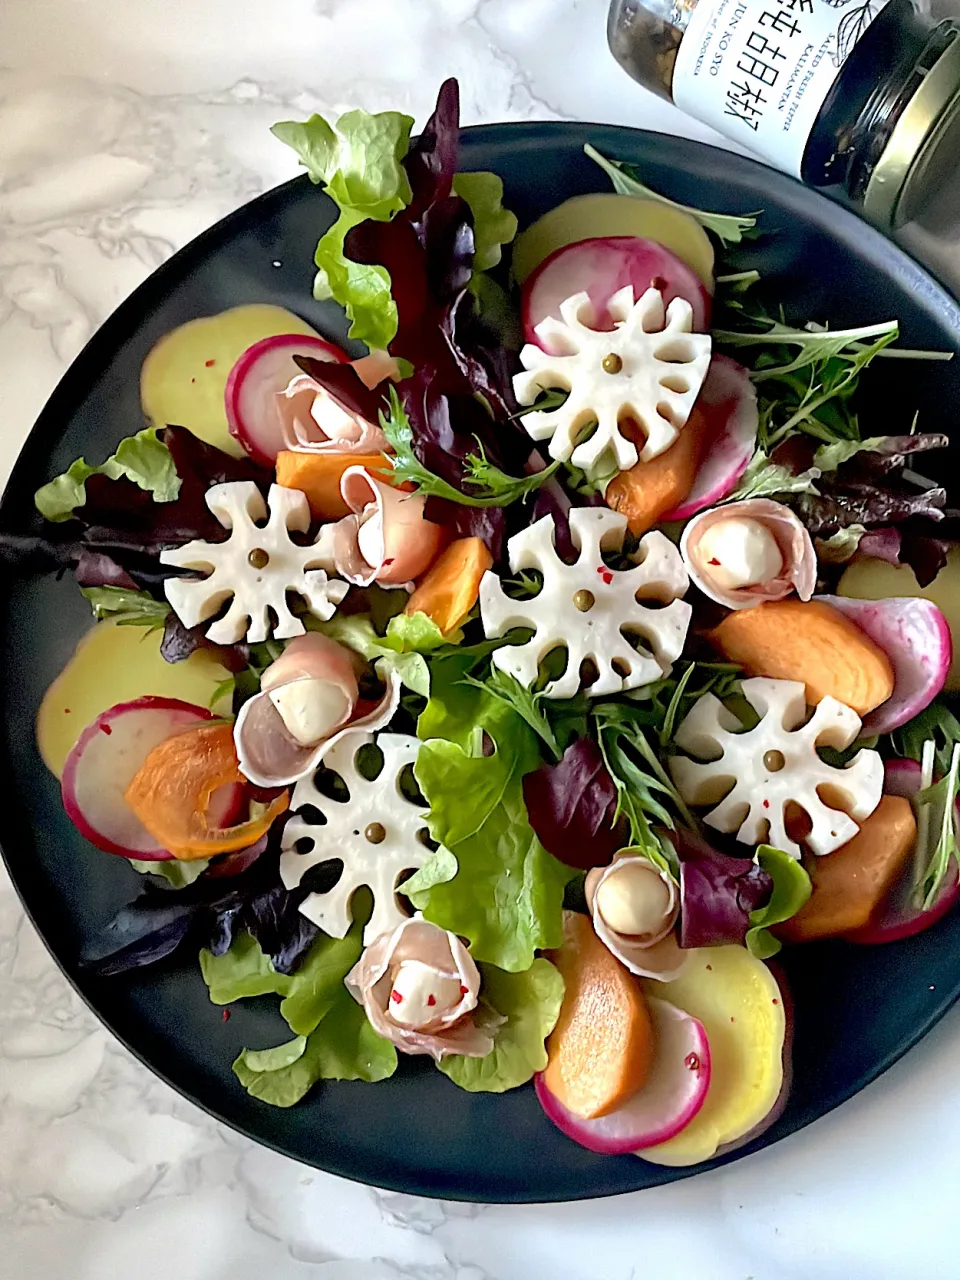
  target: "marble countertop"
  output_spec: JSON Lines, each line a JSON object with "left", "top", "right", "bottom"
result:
{"left": 2, "top": 2, "right": 960, "bottom": 1276}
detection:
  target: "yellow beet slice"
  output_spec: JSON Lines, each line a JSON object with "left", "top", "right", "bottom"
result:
{"left": 512, "top": 193, "right": 715, "bottom": 289}
{"left": 708, "top": 598, "right": 894, "bottom": 715}
{"left": 37, "top": 620, "right": 232, "bottom": 778}
{"left": 839, "top": 548, "right": 960, "bottom": 692}
{"left": 141, "top": 304, "right": 319, "bottom": 457}
{"left": 639, "top": 946, "right": 785, "bottom": 1166}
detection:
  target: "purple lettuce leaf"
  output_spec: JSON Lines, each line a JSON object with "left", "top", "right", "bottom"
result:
{"left": 674, "top": 827, "right": 773, "bottom": 948}
{"left": 84, "top": 847, "right": 324, "bottom": 978}
{"left": 522, "top": 738, "right": 624, "bottom": 869}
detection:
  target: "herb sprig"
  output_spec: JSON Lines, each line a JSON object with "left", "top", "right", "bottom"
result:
{"left": 378, "top": 387, "right": 561, "bottom": 507}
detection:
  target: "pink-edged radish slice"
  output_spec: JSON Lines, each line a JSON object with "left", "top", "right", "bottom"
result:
{"left": 660, "top": 355, "right": 758, "bottom": 522}
{"left": 534, "top": 998, "right": 710, "bottom": 1155}
{"left": 225, "top": 333, "right": 347, "bottom": 466}
{"left": 846, "top": 758, "right": 960, "bottom": 944}
{"left": 816, "top": 595, "right": 951, "bottom": 736}
{"left": 61, "top": 697, "right": 215, "bottom": 859}
{"left": 522, "top": 235, "right": 711, "bottom": 347}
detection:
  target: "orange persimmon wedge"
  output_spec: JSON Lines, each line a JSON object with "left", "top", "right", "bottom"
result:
{"left": 406, "top": 536, "right": 493, "bottom": 634}
{"left": 124, "top": 721, "right": 289, "bottom": 860}
{"left": 776, "top": 795, "right": 917, "bottom": 943}
{"left": 606, "top": 406, "right": 707, "bottom": 536}
{"left": 707, "top": 598, "right": 895, "bottom": 715}
{"left": 543, "top": 912, "right": 655, "bottom": 1120}
{"left": 275, "top": 450, "right": 394, "bottom": 520}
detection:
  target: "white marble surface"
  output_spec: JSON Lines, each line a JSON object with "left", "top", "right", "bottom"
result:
{"left": 2, "top": 2, "right": 960, "bottom": 1276}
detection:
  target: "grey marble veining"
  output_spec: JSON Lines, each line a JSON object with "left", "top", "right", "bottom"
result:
{"left": 2, "top": 2, "right": 960, "bottom": 1276}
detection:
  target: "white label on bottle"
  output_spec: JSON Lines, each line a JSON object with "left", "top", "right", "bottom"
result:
{"left": 673, "top": 0, "right": 892, "bottom": 176}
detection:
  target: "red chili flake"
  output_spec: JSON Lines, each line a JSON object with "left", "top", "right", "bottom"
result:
{"left": 382, "top": 557, "right": 395, "bottom": 567}
{"left": 730, "top": 1016, "right": 736, "bottom": 1023}
{"left": 772, "top": 998, "right": 779, "bottom": 1005}
{"left": 191, "top": 377, "right": 196, "bottom": 384}
{"left": 460, "top": 985, "right": 469, "bottom": 996}
{"left": 390, "top": 990, "right": 403, "bottom": 1004}
{"left": 64, "top": 708, "right": 71, "bottom": 714}
{"left": 684, "top": 1052, "right": 700, "bottom": 1071}
{"left": 205, "top": 358, "right": 216, "bottom": 367}
{"left": 427, "top": 994, "right": 437, "bottom": 1007}
{"left": 705, "top": 964, "right": 712, "bottom": 970}
{"left": 708, "top": 557, "right": 721, "bottom": 566}
{"left": 221, "top": 1009, "right": 230, "bottom": 1023}
{"left": 101, "top": 723, "right": 113, "bottom": 735}
{"left": 596, "top": 566, "right": 614, "bottom": 585}
{"left": 762, "top": 799, "right": 770, "bottom": 809}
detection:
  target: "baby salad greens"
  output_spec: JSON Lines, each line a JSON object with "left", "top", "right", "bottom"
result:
{"left": 15, "top": 76, "right": 960, "bottom": 1165}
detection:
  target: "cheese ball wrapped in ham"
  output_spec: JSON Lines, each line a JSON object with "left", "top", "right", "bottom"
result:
{"left": 585, "top": 853, "right": 687, "bottom": 980}
{"left": 233, "top": 633, "right": 400, "bottom": 787}
{"left": 277, "top": 374, "right": 390, "bottom": 455}
{"left": 346, "top": 916, "right": 499, "bottom": 1062}
{"left": 316, "top": 466, "right": 446, "bottom": 588}
{"left": 680, "top": 498, "right": 816, "bottom": 610}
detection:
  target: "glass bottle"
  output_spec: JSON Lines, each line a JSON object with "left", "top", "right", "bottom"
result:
{"left": 608, "top": 0, "right": 960, "bottom": 227}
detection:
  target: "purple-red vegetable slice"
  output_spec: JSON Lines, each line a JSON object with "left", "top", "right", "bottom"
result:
{"left": 225, "top": 333, "right": 347, "bottom": 466}
{"left": 817, "top": 594, "right": 951, "bottom": 735}
{"left": 61, "top": 697, "right": 217, "bottom": 859}
{"left": 535, "top": 997, "right": 711, "bottom": 1154}
{"left": 845, "top": 758, "right": 960, "bottom": 944}
{"left": 521, "top": 235, "right": 711, "bottom": 344}
{"left": 661, "top": 355, "right": 758, "bottom": 521}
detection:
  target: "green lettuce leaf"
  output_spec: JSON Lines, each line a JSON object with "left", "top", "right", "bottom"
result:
{"left": 891, "top": 700, "right": 960, "bottom": 776}
{"left": 746, "top": 846, "right": 812, "bottom": 959}
{"left": 272, "top": 109, "right": 413, "bottom": 219}
{"left": 313, "top": 209, "right": 398, "bottom": 350}
{"left": 232, "top": 999, "right": 397, "bottom": 1107}
{"left": 35, "top": 427, "right": 180, "bottom": 522}
{"left": 414, "top": 680, "right": 571, "bottom": 971}
{"left": 813, "top": 436, "right": 886, "bottom": 472}
{"left": 439, "top": 959, "right": 564, "bottom": 1093}
{"left": 400, "top": 846, "right": 458, "bottom": 903}
{"left": 271, "top": 107, "right": 413, "bottom": 347}
{"left": 452, "top": 171, "right": 518, "bottom": 272}
{"left": 130, "top": 858, "right": 210, "bottom": 888}
{"left": 313, "top": 610, "right": 458, "bottom": 697}
{"left": 200, "top": 932, "right": 293, "bottom": 1004}
{"left": 279, "top": 927, "right": 364, "bottom": 1037}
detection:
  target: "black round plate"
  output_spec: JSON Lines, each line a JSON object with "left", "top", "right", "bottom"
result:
{"left": 3, "top": 123, "right": 960, "bottom": 1204}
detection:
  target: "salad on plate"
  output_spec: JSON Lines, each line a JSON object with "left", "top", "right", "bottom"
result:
{"left": 12, "top": 77, "right": 960, "bottom": 1166}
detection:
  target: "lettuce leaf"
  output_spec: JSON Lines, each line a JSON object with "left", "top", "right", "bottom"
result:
{"left": 746, "top": 845, "right": 812, "bottom": 959}
{"left": 313, "top": 609, "right": 457, "bottom": 697}
{"left": 271, "top": 108, "right": 413, "bottom": 219}
{"left": 35, "top": 428, "right": 180, "bottom": 522}
{"left": 233, "top": 997, "right": 397, "bottom": 1107}
{"left": 201, "top": 931, "right": 293, "bottom": 1003}
{"left": 414, "top": 679, "right": 572, "bottom": 971}
{"left": 81, "top": 585, "right": 170, "bottom": 628}
{"left": 272, "top": 107, "right": 413, "bottom": 347}
{"left": 439, "top": 959, "right": 564, "bottom": 1093}
{"left": 451, "top": 171, "right": 518, "bottom": 272}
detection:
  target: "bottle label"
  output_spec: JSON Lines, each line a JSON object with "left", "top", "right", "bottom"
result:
{"left": 672, "top": 0, "right": 893, "bottom": 176}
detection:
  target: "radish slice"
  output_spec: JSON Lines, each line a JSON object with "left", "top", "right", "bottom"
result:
{"left": 534, "top": 998, "right": 710, "bottom": 1155}
{"left": 522, "top": 236, "right": 711, "bottom": 346}
{"left": 846, "top": 757, "right": 960, "bottom": 944}
{"left": 61, "top": 697, "right": 215, "bottom": 859}
{"left": 660, "top": 355, "right": 758, "bottom": 521}
{"left": 816, "top": 595, "right": 951, "bottom": 735}
{"left": 225, "top": 333, "right": 347, "bottom": 466}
